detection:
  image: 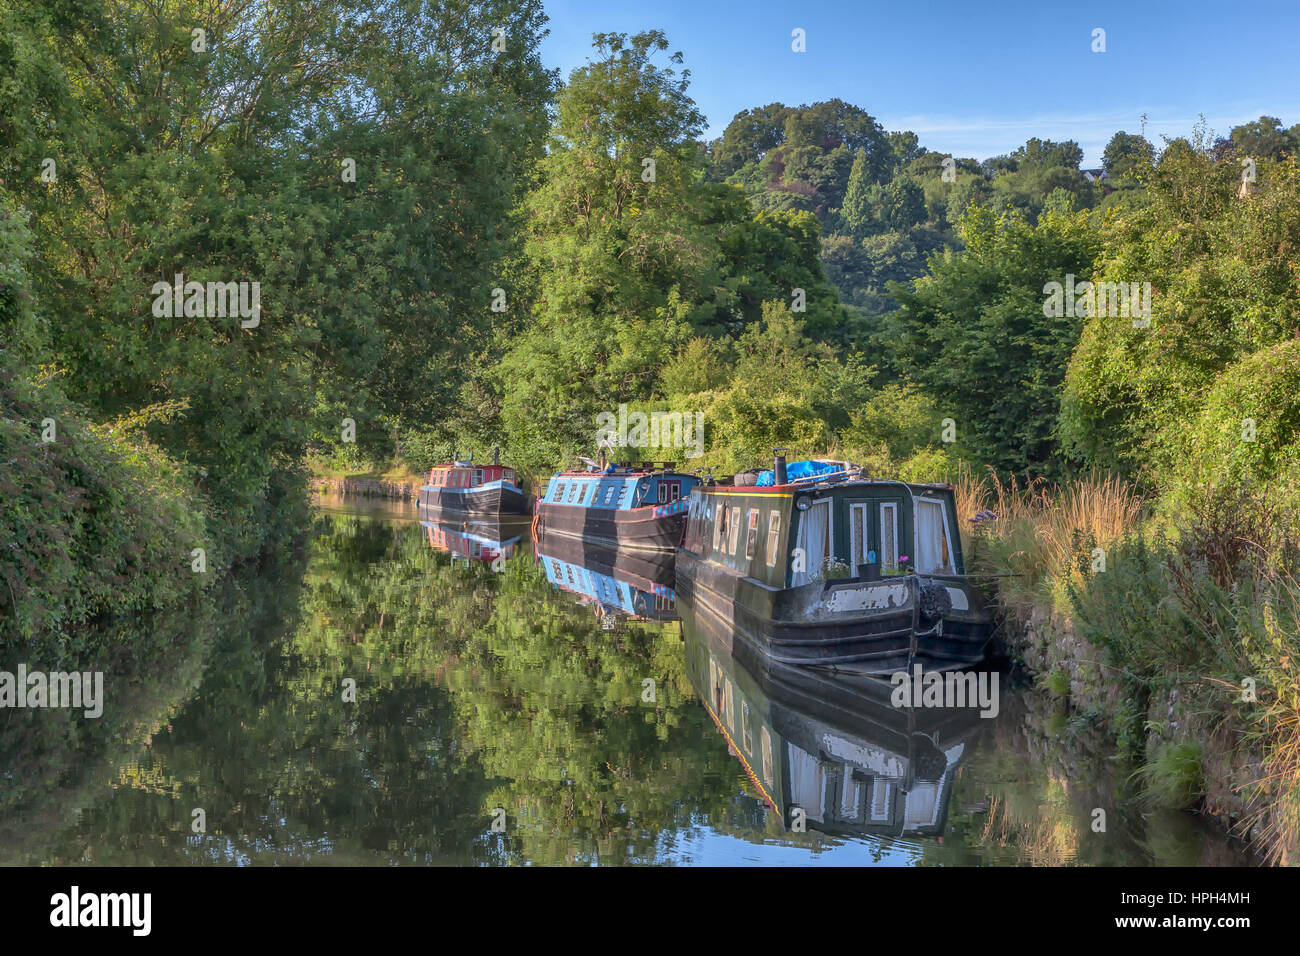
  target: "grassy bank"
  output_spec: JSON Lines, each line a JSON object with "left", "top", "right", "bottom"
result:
{"left": 956, "top": 470, "right": 1300, "bottom": 863}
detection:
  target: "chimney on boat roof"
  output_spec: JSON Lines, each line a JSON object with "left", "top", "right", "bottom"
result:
{"left": 773, "top": 448, "right": 787, "bottom": 485}
{"left": 493, "top": 447, "right": 500, "bottom": 465}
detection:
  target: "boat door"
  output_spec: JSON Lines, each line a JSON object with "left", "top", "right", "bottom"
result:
{"left": 843, "top": 492, "right": 907, "bottom": 576}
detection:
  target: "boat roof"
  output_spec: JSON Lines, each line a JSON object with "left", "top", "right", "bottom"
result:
{"left": 700, "top": 475, "right": 954, "bottom": 495}
{"left": 552, "top": 464, "right": 693, "bottom": 478}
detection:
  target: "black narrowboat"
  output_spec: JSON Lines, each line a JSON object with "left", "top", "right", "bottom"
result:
{"left": 421, "top": 518, "right": 523, "bottom": 566}
{"left": 676, "top": 453, "right": 995, "bottom": 674}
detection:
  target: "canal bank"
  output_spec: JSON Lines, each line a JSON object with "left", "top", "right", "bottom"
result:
{"left": 960, "top": 475, "right": 1296, "bottom": 864}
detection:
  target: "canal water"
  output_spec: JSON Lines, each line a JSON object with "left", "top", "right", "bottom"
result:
{"left": 0, "top": 497, "right": 1253, "bottom": 866}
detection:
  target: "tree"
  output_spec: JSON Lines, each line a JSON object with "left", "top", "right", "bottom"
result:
{"left": 1102, "top": 131, "right": 1156, "bottom": 181}
{"left": 1230, "top": 116, "right": 1299, "bottom": 162}
{"left": 889, "top": 205, "right": 1101, "bottom": 477}
{"left": 840, "top": 148, "right": 879, "bottom": 237}
{"left": 0, "top": 0, "right": 554, "bottom": 556}
{"left": 1060, "top": 139, "right": 1300, "bottom": 496}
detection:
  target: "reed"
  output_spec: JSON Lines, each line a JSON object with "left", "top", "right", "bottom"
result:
{"left": 953, "top": 467, "right": 1145, "bottom": 615}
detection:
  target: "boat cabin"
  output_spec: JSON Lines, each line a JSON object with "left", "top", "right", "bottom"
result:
{"left": 541, "top": 464, "right": 696, "bottom": 512}
{"left": 427, "top": 461, "right": 516, "bottom": 490}
{"left": 683, "top": 477, "right": 964, "bottom": 589}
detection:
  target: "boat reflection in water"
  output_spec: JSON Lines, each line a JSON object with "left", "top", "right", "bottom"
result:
{"left": 421, "top": 517, "right": 526, "bottom": 566}
{"left": 682, "top": 600, "right": 983, "bottom": 839}
{"left": 534, "top": 527, "right": 678, "bottom": 624}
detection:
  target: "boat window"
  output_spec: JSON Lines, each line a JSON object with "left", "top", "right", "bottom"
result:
{"left": 727, "top": 507, "right": 742, "bottom": 555}
{"left": 603, "top": 485, "right": 615, "bottom": 505}
{"left": 766, "top": 512, "right": 781, "bottom": 567}
{"left": 880, "top": 503, "right": 899, "bottom": 573}
{"left": 472, "top": 469, "right": 484, "bottom": 486}
{"left": 791, "top": 499, "right": 832, "bottom": 587}
{"left": 745, "top": 510, "right": 760, "bottom": 559}
{"left": 567, "top": 481, "right": 581, "bottom": 503}
{"left": 915, "top": 499, "right": 954, "bottom": 574}
{"left": 713, "top": 505, "right": 728, "bottom": 552}
{"left": 760, "top": 727, "right": 774, "bottom": 788}
{"left": 552, "top": 481, "right": 566, "bottom": 502}
{"left": 850, "top": 503, "right": 870, "bottom": 567}
{"left": 617, "top": 485, "right": 628, "bottom": 507}
{"left": 504, "top": 469, "right": 514, "bottom": 483}
{"left": 660, "top": 481, "right": 681, "bottom": 503}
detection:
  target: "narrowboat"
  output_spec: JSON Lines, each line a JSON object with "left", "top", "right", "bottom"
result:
{"left": 534, "top": 527, "right": 678, "bottom": 623}
{"left": 676, "top": 453, "right": 995, "bottom": 674}
{"left": 534, "top": 462, "right": 699, "bottom": 552}
{"left": 421, "top": 518, "right": 522, "bottom": 566}
{"left": 417, "top": 451, "right": 527, "bottom": 516}
{"left": 683, "top": 605, "right": 982, "bottom": 837}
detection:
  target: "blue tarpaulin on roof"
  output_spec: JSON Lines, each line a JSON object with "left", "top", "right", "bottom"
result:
{"left": 755, "top": 459, "right": 841, "bottom": 486}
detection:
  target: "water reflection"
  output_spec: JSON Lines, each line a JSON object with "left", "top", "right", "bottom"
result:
{"left": 682, "top": 601, "right": 981, "bottom": 838}
{"left": 0, "top": 505, "right": 1255, "bottom": 866}
{"left": 534, "top": 528, "right": 678, "bottom": 623}
{"left": 421, "top": 517, "right": 528, "bottom": 566}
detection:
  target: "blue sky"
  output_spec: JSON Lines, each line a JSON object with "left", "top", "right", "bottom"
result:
{"left": 540, "top": 0, "right": 1300, "bottom": 166}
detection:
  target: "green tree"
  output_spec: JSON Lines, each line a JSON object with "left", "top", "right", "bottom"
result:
{"left": 1060, "top": 138, "right": 1300, "bottom": 497}
{"left": 1102, "top": 131, "right": 1156, "bottom": 182}
{"left": 889, "top": 204, "right": 1101, "bottom": 476}
{"left": 1230, "top": 115, "right": 1299, "bottom": 162}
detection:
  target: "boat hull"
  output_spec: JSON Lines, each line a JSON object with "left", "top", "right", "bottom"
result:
{"left": 418, "top": 483, "right": 528, "bottom": 516}
{"left": 536, "top": 502, "right": 686, "bottom": 553}
{"left": 676, "top": 548, "right": 993, "bottom": 674}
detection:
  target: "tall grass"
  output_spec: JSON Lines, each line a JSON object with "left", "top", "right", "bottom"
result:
{"left": 952, "top": 467, "right": 1144, "bottom": 615}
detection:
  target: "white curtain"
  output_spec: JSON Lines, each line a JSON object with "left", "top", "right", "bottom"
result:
{"left": 915, "top": 499, "right": 951, "bottom": 573}
{"left": 792, "top": 500, "right": 830, "bottom": 586}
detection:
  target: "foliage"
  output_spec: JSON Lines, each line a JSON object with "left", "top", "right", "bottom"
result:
{"left": 887, "top": 204, "right": 1102, "bottom": 477}
{"left": 1060, "top": 140, "right": 1300, "bottom": 497}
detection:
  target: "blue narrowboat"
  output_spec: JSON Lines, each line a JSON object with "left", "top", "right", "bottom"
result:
{"left": 535, "top": 463, "right": 699, "bottom": 552}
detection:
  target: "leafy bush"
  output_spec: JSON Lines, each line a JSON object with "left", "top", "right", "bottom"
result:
{"left": 0, "top": 355, "right": 208, "bottom": 652}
